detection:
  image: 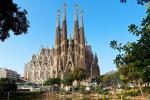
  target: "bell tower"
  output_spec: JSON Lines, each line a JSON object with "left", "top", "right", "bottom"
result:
{"left": 61, "top": 4, "right": 68, "bottom": 70}
{"left": 79, "top": 10, "right": 86, "bottom": 69}
{"left": 55, "top": 9, "right": 61, "bottom": 56}
{"left": 73, "top": 4, "right": 80, "bottom": 67}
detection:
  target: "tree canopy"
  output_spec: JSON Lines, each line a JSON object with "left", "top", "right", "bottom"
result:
{"left": 102, "top": 71, "right": 120, "bottom": 88}
{"left": 110, "top": 4, "right": 150, "bottom": 94}
{"left": 0, "top": 0, "right": 29, "bottom": 41}
{"left": 72, "top": 67, "right": 86, "bottom": 81}
{"left": 44, "top": 78, "right": 61, "bottom": 86}
{"left": 0, "top": 78, "right": 17, "bottom": 92}
{"left": 61, "top": 74, "right": 73, "bottom": 86}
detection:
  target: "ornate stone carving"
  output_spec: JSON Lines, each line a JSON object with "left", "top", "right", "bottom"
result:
{"left": 24, "top": 5, "right": 100, "bottom": 84}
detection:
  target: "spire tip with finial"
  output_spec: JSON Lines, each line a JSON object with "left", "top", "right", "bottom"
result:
{"left": 64, "top": 3, "right": 66, "bottom": 12}
{"left": 63, "top": 3, "right": 66, "bottom": 21}
{"left": 75, "top": 4, "right": 78, "bottom": 21}
{"left": 56, "top": 9, "right": 60, "bottom": 27}
{"left": 57, "top": 9, "right": 60, "bottom": 16}
{"left": 80, "top": 9, "right": 84, "bottom": 27}
{"left": 75, "top": 4, "right": 78, "bottom": 11}
{"left": 80, "top": 10, "right": 83, "bottom": 17}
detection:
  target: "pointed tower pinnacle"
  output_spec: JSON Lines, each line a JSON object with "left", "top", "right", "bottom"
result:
{"left": 79, "top": 10, "right": 86, "bottom": 69}
{"left": 73, "top": 4, "right": 79, "bottom": 44}
{"left": 56, "top": 9, "right": 60, "bottom": 27}
{"left": 80, "top": 10, "right": 85, "bottom": 45}
{"left": 61, "top": 3, "right": 67, "bottom": 43}
{"left": 73, "top": 4, "right": 79, "bottom": 67}
{"left": 80, "top": 10, "right": 83, "bottom": 28}
{"left": 94, "top": 53, "right": 100, "bottom": 76}
{"left": 75, "top": 4, "right": 78, "bottom": 21}
{"left": 63, "top": 3, "right": 66, "bottom": 21}
{"left": 55, "top": 9, "right": 61, "bottom": 55}
{"left": 61, "top": 4, "right": 68, "bottom": 70}
{"left": 94, "top": 53, "right": 98, "bottom": 63}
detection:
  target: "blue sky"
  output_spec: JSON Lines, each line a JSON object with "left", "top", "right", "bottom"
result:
{"left": 0, "top": 0, "right": 146, "bottom": 76}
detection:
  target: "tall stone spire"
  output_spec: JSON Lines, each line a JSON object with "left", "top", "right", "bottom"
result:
{"left": 79, "top": 10, "right": 86, "bottom": 69}
{"left": 75, "top": 4, "right": 78, "bottom": 21}
{"left": 61, "top": 3, "right": 67, "bottom": 42}
{"left": 73, "top": 4, "right": 79, "bottom": 43}
{"left": 94, "top": 53, "right": 98, "bottom": 64}
{"left": 55, "top": 9, "right": 61, "bottom": 77}
{"left": 73, "top": 4, "right": 79, "bottom": 67}
{"left": 61, "top": 4, "right": 68, "bottom": 71}
{"left": 93, "top": 53, "right": 100, "bottom": 76}
{"left": 56, "top": 9, "right": 60, "bottom": 28}
{"left": 80, "top": 10, "right": 83, "bottom": 28}
{"left": 55, "top": 9, "right": 61, "bottom": 55}
{"left": 79, "top": 10, "right": 85, "bottom": 45}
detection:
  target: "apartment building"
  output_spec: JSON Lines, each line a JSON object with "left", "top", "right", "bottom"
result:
{"left": 0, "top": 68, "right": 20, "bottom": 80}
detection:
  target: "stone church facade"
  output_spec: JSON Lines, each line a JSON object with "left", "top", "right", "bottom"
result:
{"left": 24, "top": 4, "right": 100, "bottom": 84}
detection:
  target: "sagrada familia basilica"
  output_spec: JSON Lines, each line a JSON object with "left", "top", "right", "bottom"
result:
{"left": 24, "top": 4, "right": 100, "bottom": 84}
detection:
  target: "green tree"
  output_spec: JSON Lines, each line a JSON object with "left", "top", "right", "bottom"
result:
{"left": 102, "top": 71, "right": 120, "bottom": 89}
{"left": 44, "top": 78, "right": 61, "bottom": 86}
{"left": 61, "top": 74, "right": 73, "bottom": 86}
{"left": 0, "top": 0, "right": 29, "bottom": 41}
{"left": 110, "top": 4, "right": 150, "bottom": 95}
{"left": 91, "top": 76, "right": 103, "bottom": 85}
{"left": 72, "top": 67, "right": 86, "bottom": 81}
{"left": 0, "top": 78, "right": 17, "bottom": 92}
{"left": 95, "top": 86, "right": 104, "bottom": 94}
{"left": 44, "top": 77, "right": 61, "bottom": 92}
{"left": 142, "top": 66, "right": 150, "bottom": 88}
